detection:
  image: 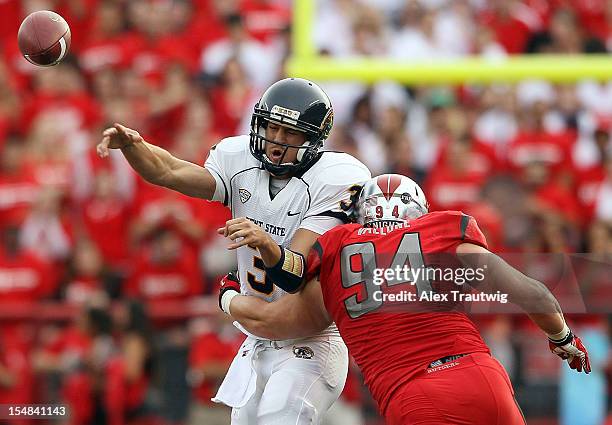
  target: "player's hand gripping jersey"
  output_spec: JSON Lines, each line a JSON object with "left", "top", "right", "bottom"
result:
{"left": 307, "top": 211, "right": 491, "bottom": 413}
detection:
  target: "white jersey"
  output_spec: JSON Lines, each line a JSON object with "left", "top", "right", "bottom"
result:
{"left": 205, "top": 135, "right": 370, "bottom": 334}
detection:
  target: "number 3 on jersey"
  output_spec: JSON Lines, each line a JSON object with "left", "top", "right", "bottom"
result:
{"left": 247, "top": 252, "right": 274, "bottom": 294}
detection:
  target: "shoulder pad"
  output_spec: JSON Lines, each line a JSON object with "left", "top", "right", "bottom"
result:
{"left": 211, "top": 135, "right": 249, "bottom": 155}
{"left": 305, "top": 152, "right": 371, "bottom": 187}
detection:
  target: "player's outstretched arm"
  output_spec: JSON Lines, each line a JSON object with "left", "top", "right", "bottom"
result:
{"left": 97, "top": 123, "right": 217, "bottom": 199}
{"left": 457, "top": 242, "right": 591, "bottom": 373}
{"left": 219, "top": 274, "right": 331, "bottom": 340}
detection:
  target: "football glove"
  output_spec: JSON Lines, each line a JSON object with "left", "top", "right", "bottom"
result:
{"left": 219, "top": 271, "right": 241, "bottom": 315}
{"left": 548, "top": 327, "right": 591, "bottom": 374}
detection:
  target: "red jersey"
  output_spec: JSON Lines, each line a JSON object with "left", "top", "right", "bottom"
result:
{"left": 307, "top": 211, "right": 491, "bottom": 414}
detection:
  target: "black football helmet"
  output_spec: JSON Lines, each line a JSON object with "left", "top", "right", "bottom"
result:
{"left": 250, "top": 78, "right": 334, "bottom": 177}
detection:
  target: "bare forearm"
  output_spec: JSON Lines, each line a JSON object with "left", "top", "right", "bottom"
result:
{"left": 490, "top": 257, "right": 565, "bottom": 334}
{"left": 229, "top": 294, "right": 328, "bottom": 340}
{"left": 120, "top": 141, "right": 174, "bottom": 186}
{"left": 99, "top": 123, "right": 217, "bottom": 199}
{"left": 121, "top": 141, "right": 216, "bottom": 199}
{"left": 527, "top": 313, "right": 566, "bottom": 336}
{"left": 229, "top": 295, "right": 299, "bottom": 340}
{"left": 458, "top": 244, "right": 566, "bottom": 336}
{"left": 260, "top": 239, "right": 282, "bottom": 267}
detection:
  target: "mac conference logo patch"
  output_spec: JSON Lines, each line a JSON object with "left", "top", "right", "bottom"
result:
{"left": 239, "top": 189, "right": 252, "bottom": 203}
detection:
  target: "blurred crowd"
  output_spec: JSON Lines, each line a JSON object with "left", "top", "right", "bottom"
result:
{"left": 0, "top": 0, "right": 611, "bottom": 424}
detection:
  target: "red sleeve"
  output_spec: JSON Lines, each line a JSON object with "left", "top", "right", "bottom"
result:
{"left": 306, "top": 224, "right": 358, "bottom": 282}
{"left": 460, "top": 214, "right": 488, "bottom": 249}
{"left": 305, "top": 241, "right": 323, "bottom": 282}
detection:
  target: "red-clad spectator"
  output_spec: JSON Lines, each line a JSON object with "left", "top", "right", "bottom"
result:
{"left": 520, "top": 160, "right": 581, "bottom": 227}
{"left": 594, "top": 157, "right": 612, "bottom": 223}
{"left": 55, "top": 0, "right": 101, "bottom": 53}
{"left": 25, "top": 114, "right": 77, "bottom": 196}
{"left": 478, "top": 1, "right": 533, "bottom": 53}
{"left": 209, "top": 58, "right": 255, "bottom": 138}
{"left": 523, "top": 0, "right": 563, "bottom": 27}
{"left": 19, "top": 60, "right": 102, "bottom": 134}
{"left": 187, "top": 315, "right": 243, "bottom": 425}
{"left": 80, "top": 170, "right": 132, "bottom": 267}
{"left": 570, "top": 0, "right": 607, "bottom": 35}
{"left": 425, "top": 139, "right": 487, "bottom": 212}
{"left": 78, "top": 1, "right": 140, "bottom": 75}
{"left": 33, "top": 322, "right": 94, "bottom": 425}
{"left": 153, "top": 0, "right": 228, "bottom": 66}
{"left": 146, "top": 63, "right": 191, "bottom": 150}
{"left": 19, "top": 187, "right": 73, "bottom": 267}
{"left": 0, "top": 137, "right": 39, "bottom": 229}
{"left": 2, "top": 34, "right": 39, "bottom": 87}
{"left": 506, "top": 102, "right": 575, "bottom": 182}
{"left": 191, "top": 0, "right": 237, "bottom": 48}
{"left": 34, "top": 304, "right": 122, "bottom": 425}
{"left": 527, "top": 7, "right": 607, "bottom": 54}
{"left": 0, "top": 226, "right": 56, "bottom": 304}
{"left": 0, "top": 0, "right": 21, "bottom": 46}
{"left": 122, "top": 0, "right": 199, "bottom": 86}
{"left": 172, "top": 95, "right": 223, "bottom": 161}
{"left": 239, "top": 0, "right": 291, "bottom": 43}
{"left": 62, "top": 238, "right": 115, "bottom": 305}
{"left": 201, "top": 13, "right": 280, "bottom": 90}
{"left": 435, "top": 133, "right": 499, "bottom": 177}
{"left": 98, "top": 69, "right": 153, "bottom": 144}
{"left": 125, "top": 228, "right": 202, "bottom": 304}
{"left": 0, "top": 60, "right": 21, "bottom": 142}
{"left": 576, "top": 126, "right": 609, "bottom": 225}
{"left": 131, "top": 183, "right": 204, "bottom": 256}
{"left": 585, "top": 0, "right": 612, "bottom": 49}
{"left": 105, "top": 300, "right": 156, "bottom": 425}
{"left": 0, "top": 326, "right": 35, "bottom": 425}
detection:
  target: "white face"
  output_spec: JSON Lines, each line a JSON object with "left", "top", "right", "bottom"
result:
{"left": 263, "top": 122, "right": 306, "bottom": 165}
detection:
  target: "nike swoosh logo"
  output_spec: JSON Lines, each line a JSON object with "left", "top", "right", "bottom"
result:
{"left": 287, "top": 211, "right": 300, "bottom": 216}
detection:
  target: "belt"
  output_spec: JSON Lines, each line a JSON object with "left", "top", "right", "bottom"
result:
{"left": 258, "top": 338, "right": 305, "bottom": 350}
{"left": 428, "top": 354, "right": 466, "bottom": 368}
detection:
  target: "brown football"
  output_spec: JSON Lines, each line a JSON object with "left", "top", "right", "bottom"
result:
{"left": 17, "top": 10, "right": 71, "bottom": 67}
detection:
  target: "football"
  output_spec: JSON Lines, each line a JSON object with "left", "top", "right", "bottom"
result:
{"left": 17, "top": 10, "right": 71, "bottom": 67}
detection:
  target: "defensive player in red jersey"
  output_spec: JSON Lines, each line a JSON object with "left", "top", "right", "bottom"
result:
{"left": 218, "top": 174, "right": 591, "bottom": 425}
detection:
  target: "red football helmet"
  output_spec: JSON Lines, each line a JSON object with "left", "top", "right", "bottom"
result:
{"left": 356, "top": 174, "right": 428, "bottom": 228}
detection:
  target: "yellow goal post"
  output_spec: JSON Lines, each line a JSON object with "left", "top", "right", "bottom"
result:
{"left": 286, "top": 0, "right": 612, "bottom": 84}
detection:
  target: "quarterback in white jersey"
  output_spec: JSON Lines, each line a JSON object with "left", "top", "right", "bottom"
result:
{"left": 97, "top": 78, "right": 370, "bottom": 424}
{"left": 206, "top": 134, "right": 367, "bottom": 305}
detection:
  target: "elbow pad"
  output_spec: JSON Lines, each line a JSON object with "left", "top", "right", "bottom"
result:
{"left": 265, "top": 246, "right": 305, "bottom": 293}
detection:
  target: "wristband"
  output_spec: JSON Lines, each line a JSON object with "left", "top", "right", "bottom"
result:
{"left": 221, "top": 290, "right": 239, "bottom": 315}
{"left": 265, "top": 246, "right": 305, "bottom": 293}
{"left": 547, "top": 323, "right": 572, "bottom": 345}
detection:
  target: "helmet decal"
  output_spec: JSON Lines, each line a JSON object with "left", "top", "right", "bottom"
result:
{"left": 358, "top": 174, "right": 428, "bottom": 227}
{"left": 271, "top": 105, "right": 301, "bottom": 122}
{"left": 376, "top": 174, "right": 403, "bottom": 201}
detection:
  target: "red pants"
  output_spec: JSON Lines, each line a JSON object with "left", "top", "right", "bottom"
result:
{"left": 385, "top": 352, "right": 525, "bottom": 425}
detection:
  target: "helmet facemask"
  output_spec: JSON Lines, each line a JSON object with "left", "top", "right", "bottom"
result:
{"left": 248, "top": 78, "right": 334, "bottom": 177}
{"left": 249, "top": 112, "right": 320, "bottom": 177}
{"left": 250, "top": 106, "right": 332, "bottom": 177}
